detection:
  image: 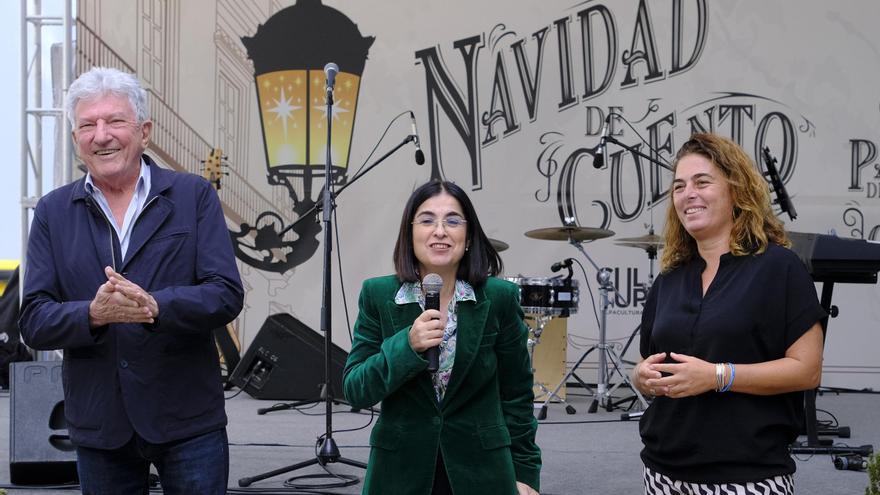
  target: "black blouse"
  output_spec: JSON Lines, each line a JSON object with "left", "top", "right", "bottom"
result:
{"left": 639, "top": 243, "right": 826, "bottom": 483}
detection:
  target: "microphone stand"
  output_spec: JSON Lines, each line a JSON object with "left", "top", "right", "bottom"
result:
{"left": 605, "top": 134, "right": 670, "bottom": 417}
{"left": 760, "top": 147, "right": 868, "bottom": 457}
{"left": 252, "top": 138, "right": 420, "bottom": 415}
{"left": 241, "top": 73, "right": 417, "bottom": 488}
{"left": 548, "top": 132, "right": 667, "bottom": 419}
{"left": 601, "top": 134, "right": 673, "bottom": 172}
{"left": 271, "top": 134, "right": 418, "bottom": 241}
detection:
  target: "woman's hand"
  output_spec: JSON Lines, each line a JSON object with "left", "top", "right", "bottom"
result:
{"left": 408, "top": 309, "right": 445, "bottom": 353}
{"left": 516, "top": 481, "right": 539, "bottom": 494}
{"left": 633, "top": 352, "right": 666, "bottom": 396}
{"left": 647, "top": 352, "right": 715, "bottom": 398}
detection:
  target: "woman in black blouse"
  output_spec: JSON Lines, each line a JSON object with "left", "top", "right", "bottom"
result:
{"left": 632, "top": 133, "right": 825, "bottom": 494}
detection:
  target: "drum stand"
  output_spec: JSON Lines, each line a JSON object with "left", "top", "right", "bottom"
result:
{"left": 618, "top": 239, "right": 657, "bottom": 362}
{"left": 614, "top": 228, "right": 661, "bottom": 420}
{"left": 538, "top": 239, "right": 649, "bottom": 417}
{"left": 527, "top": 315, "right": 576, "bottom": 420}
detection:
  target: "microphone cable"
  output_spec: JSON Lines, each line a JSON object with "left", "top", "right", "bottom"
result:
{"left": 279, "top": 431, "right": 364, "bottom": 490}
{"left": 572, "top": 257, "right": 601, "bottom": 332}
{"left": 333, "top": 206, "right": 356, "bottom": 345}
{"left": 347, "top": 110, "right": 413, "bottom": 181}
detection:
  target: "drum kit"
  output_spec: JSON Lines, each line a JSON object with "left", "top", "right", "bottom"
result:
{"left": 502, "top": 274, "right": 580, "bottom": 413}
{"left": 492, "top": 224, "right": 664, "bottom": 418}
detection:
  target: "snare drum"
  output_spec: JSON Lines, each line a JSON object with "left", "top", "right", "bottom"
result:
{"left": 504, "top": 276, "right": 579, "bottom": 316}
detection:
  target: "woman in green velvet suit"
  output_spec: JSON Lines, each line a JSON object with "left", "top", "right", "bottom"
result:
{"left": 343, "top": 180, "right": 541, "bottom": 495}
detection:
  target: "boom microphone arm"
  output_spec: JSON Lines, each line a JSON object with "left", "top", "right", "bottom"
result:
{"left": 601, "top": 135, "right": 673, "bottom": 172}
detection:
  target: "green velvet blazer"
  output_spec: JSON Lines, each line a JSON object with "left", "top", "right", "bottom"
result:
{"left": 343, "top": 275, "right": 541, "bottom": 495}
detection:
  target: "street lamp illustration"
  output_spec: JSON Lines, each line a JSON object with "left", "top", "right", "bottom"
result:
{"left": 233, "top": 0, "right": 374, "bottom": 273}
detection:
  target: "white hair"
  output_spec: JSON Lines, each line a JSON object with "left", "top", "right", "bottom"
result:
{"left": 66, "top": 67, "right": 149, "bottom": 125}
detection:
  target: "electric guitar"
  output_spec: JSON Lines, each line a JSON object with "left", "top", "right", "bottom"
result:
{"left": 200, "top": 147, "right": 229, "bottom": 190}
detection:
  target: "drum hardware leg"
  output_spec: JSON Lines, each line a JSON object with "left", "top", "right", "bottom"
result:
{"left": 538, "top": 344, "right": 598, "bottom": 419}
{"left": 600, "top": 342, "right": 649, "bottom": 411}
{"left": 534, "top": 383, "right": 576, "bottom": 419}
{"left": 525, "top": 315, "right": 550, "bottom": 368}
{"left": 618, "top": 323, "right": 642, "bottom": 365}
{"left": 620, "top": 410, "right": 644, "bottom": 421}
{"left": 528, "top": 315, "right": 574, "bottom": 419}
{"left": 590, "top": 271, "right": 649, "bottom": 412}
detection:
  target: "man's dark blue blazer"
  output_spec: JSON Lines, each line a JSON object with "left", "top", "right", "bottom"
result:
{"left": 19, "top": 155, "right": 244, "bottom": 449}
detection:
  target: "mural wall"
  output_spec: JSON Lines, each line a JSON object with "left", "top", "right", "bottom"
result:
{"left": 75, "top": 0, "right": 880, "bottom": 389}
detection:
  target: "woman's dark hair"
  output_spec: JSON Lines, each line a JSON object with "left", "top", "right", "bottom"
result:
{"left": 393, "top": 180, "right": 502, "bottom": 286}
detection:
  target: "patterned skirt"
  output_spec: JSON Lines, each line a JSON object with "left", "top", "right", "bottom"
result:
{"left": 643, "top": 466, "right": 794, "bottom": 495}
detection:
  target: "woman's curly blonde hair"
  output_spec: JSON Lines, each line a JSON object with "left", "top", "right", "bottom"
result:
{"left": 660, "top": 133, "right": 789, "bottom": 273}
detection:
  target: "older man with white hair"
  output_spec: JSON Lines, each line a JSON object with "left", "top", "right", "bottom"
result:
{"left": 19, "top": 66, "right": 243, "bottom": 494}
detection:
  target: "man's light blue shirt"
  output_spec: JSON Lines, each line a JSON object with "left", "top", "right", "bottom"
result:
{"left": 84, "top": 158, "right": 152, "bottom": 260}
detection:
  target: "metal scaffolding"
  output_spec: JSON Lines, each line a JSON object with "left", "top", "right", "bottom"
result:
{"left": 21, "top": 0, "right": 73, "bottom": 360}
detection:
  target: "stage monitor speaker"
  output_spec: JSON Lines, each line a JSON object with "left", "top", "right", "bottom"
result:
{"left": 9, "top": 361, "right": 78, "bottom": 485}
{"left": 229, "top": 313, "right": 348, "bottom": 400}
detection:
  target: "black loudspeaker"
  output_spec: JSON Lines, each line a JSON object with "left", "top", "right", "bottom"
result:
{"left": 229, "top": 313, "right": 348, "bottom": 400}
{"left": 9, "top": 361, "right": 78, "bottom": 485}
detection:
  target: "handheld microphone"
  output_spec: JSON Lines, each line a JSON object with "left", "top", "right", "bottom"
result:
{"left": 422, "top": 273, "right": 443, "bottom": 373}
{"left": 324, "top": 62, "right": 339, "bottom": 91}
{"left": 593, "top": 114, "right": 610, "bottom": 169}
{"left": 409, "top": 111, "right": 426, "bottom": 165}
{"left": 550, "top": 258, "right": 573, "bottom": 272}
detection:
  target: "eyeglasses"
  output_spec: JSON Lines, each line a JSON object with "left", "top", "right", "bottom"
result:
{"left": 412, "top": 216, "right": 467, "bottom": 229}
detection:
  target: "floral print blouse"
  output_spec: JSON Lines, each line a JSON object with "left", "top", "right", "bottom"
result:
{"left": 395, "top": 279, "right": 476, "bottom": 404}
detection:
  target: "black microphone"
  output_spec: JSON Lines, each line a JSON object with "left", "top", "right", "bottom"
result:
{"left": 409, "top": 111, "right": 425, "bottom": 165}
{"left": 550, "top": 258, "right": 573, "bottom": 272}
{"left": 324, "top": 62, "right": 339, "bottom": 91}
{"left": 422, "top": 273, "right": 443, "bottom": 373}
{"left": 593, "top": 114, "right": 610, "bottom": 169}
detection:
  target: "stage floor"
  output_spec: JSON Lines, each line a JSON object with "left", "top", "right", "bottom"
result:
{"left": 0, "top": 386, "right": 876, "bottom": 494}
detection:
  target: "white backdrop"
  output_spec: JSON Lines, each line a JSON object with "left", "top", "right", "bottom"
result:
{"left": 77, "top": 0, "right": 880, "bottom": 388}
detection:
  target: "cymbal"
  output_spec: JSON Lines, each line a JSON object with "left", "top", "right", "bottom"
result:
{"left": 525, "top": 226, "right": 615, "bottom": 241}
{"left": 615, "top": 233, "right": 665, "bottom": 251}
{"left": 615, "top": 241, "right": 664, "bottom": 251}
{"left": 615, "top": 234, "right": 664, "bottom": 245}
{"left": 489, "top": 238, "right": 509, "bottom": 252}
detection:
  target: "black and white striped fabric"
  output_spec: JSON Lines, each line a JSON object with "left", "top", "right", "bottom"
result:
{"left": 643, "top": 466, "right": 794, "bottom": 495}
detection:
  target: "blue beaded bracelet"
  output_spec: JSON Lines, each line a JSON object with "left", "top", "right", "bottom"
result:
{"left": 720, "top": 363, "right": 736, "bottom": 393}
